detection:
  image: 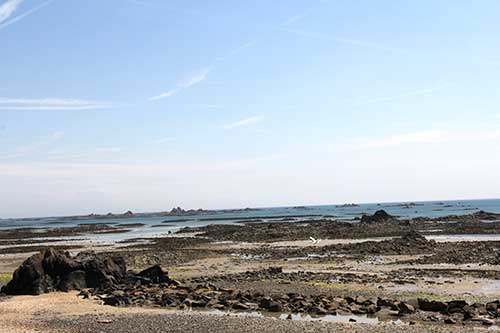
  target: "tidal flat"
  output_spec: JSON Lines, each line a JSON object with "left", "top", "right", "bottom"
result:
{"left": 3, "top": 210, "right": 500, "bottom": 332}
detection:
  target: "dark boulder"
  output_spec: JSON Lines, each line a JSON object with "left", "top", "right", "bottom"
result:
{"left": 1, "top": 249, "right": 127, "bottom": 295}
{"left": 418, "top": 299, "right": 448, "bottom": 312}
{"left": 82, "top": 255, "right": 126, "bottom": 289}
{"left": 447, "top": 300, "right": 468, "bottom": 314}
{"left": 360, "top": 210, "right": 395, "bottom": 224}
{"left": 136, "top": 265, "right": 170, "bottom": 284}
{"left": 1, "top": 251, "right": 50, "bottom": 295}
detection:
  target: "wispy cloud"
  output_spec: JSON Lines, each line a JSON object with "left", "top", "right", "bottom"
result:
{"left": 352, "top": 83, "right": 450, "bottom": 106}
{"left": 282, "top": 0, "right": 329, "bottom": 26}
{"left": 0, "top": 0, "right": 53, "bottom": 31}
{"left": 216, "top": 40, "right": 256, "bottom": 62}
{"left": 0, "top": 0, "right": 22, "bottom": 24}
{"left": 283, "top": 11, "right": 310, "bottom": 26}
{"left": 283, "top": 28, "right": 407, "bottom": 54}
{"left": 178, "top": 67, "right": 211, "bottom": 87}
{"left": 6, "top": 131, "right": 64, "bottom": 158}
{"left": 0, "top": 97, "right": 111, "bottom": 110}
{"left": 149, "top": 67, "right": 211, "bottom": 101}
{"left": 356, "top": 129, "right": 500, "bottom": 148}
{"left": 148, "top": 89, "right": 178, "bottom": 101}
{"left": 222, "top": 116, "right": 264, "bottom": 130}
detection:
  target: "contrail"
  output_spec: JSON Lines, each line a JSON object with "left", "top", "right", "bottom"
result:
{"left": 0, "top": 0, "right": 54, "bottom": 31}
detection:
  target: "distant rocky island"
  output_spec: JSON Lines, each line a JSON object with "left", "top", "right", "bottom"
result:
{"left": 335, "top": 203, "right": 360, "bottom": 208}
{"left": 59, "top": 207, "right": 260, "bottom": 221}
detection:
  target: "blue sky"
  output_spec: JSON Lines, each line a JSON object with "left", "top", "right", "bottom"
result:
{"left": 1, "top": 0, "right": 500, "bottom": 218}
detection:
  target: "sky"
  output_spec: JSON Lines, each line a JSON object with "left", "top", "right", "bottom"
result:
{"left": 1, "top": 0, "right": 500, "bottom": 218}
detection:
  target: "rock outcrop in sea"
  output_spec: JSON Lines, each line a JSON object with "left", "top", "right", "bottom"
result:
{"left": 360, "top": 210, "right": 396, "bottom": 224}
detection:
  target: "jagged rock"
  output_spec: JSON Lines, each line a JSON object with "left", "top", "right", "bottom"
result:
{"left": 0, "top": 249, "right": 106, "bottom": 295}
{"left": 0, "top": 249, "right": 161, "bottom": 295}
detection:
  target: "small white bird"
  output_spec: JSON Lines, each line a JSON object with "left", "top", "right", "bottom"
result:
{"left": 309, "top": 237, "right": 320, "bottom": 245}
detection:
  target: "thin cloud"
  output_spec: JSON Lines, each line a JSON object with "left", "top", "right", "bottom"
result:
{"left": 222, "top": 116, "right": 264, "bottom": 130}
{"left": 216, "top": 40, "right": 256, "bottom": 61}
{"left": 150, "top": 36, "right": 255, "bottom": 101}
{"left": 148, "top": 89, "right": 179, "bottom": 101}
{"left": 283, "top": 28, "right": 407, "bottom": 54}
{"left": 0, "top": 0, "right": 53, "bottom": 31}
{"left": 7, "top": 131, "right": 64, "bottom": 158}
{"left": 0, "top": 97, "right": 111, "bottom": 110}
{"left": 0, "top": 0, "right": 22, "bottom": 24}
{"left": 356, "top": 129, "right": 500, "bottom": 148}
{"left": 282, "top": 0, "right": 328, "bottom": 26}
{"left": 352, "top": 84, "right": 450, "bottom": 106}
{"left": 149, "top": 67, "right": 211, "bottom": 101}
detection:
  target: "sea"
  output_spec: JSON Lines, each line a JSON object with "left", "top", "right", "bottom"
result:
{"left": 1, "top": 199, "right": 500, "bottom": 245}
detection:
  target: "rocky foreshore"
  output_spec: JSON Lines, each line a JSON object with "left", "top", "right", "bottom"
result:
{"left": 87, "top": 279, "right": 500, "bottom": 327}
{"left": 2, "top": 250, "right": 500, "bottom": 328}
{"left": 3, "top": 210, "right": 500, "bottom": 332}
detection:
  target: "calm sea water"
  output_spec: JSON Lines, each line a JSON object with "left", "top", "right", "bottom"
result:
{"left": 1, "top": 199, "right": 499, "bottom": 244}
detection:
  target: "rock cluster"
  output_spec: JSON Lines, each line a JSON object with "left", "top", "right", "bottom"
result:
{"left": 0, "top": 249, "right": 175, "bottom": 295}
{"left": 87, "top": 279, "right": 411, "bottom": 316}
{"left": 85, "top": 270, "right": 499, "bottom": 326}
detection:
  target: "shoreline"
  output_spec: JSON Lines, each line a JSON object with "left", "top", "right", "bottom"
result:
{"left": 3, "top": 210, "right": 500, "bottom": 331}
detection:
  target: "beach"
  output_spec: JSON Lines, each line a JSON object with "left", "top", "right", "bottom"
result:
{"left": 2, "top": 202, "right": 500, "bottom": 332}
